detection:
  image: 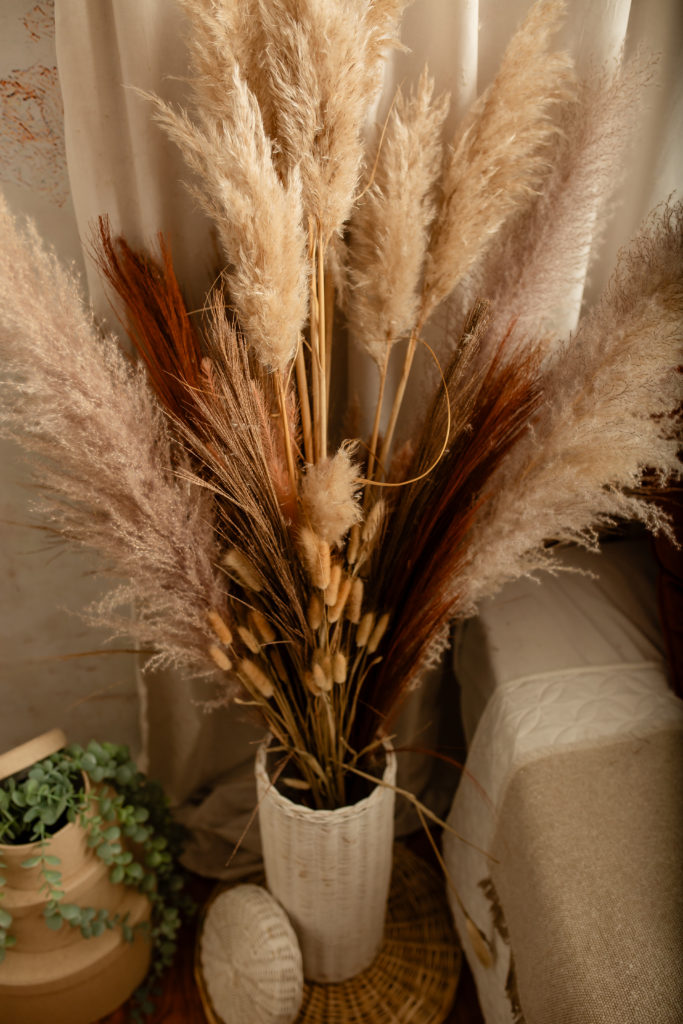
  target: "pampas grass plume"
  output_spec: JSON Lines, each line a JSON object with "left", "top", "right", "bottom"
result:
{"left": 420, "top": 0, "right": 573, "bottom": 322}
{"left": 300, "top": 443, "right": 362, "bottom": 547}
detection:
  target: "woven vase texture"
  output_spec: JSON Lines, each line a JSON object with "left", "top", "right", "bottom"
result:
{"left": 197, "top": 844, "right": 461, "bottom": 1024}
{"left": 255, "top": 740, "right": 397, "bottom": 983}
{"left": 199, "top": 884, "right": 303, "bottom": 1024}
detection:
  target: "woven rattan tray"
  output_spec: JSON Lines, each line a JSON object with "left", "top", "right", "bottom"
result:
{"left": 195, "top": 843, "right": 461, "bottom": 1024}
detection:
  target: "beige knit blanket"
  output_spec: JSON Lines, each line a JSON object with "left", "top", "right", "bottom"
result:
{"left": 489, "top": 728, "right": 683, "bottom": 1023}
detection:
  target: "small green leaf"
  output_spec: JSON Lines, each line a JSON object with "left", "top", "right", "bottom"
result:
{"left": 44, "top": 913, "right": 63, "bottom": 932}
{"left": 59, "top": 904, "right": 82, "bottom": 924}
{"left": 103, "top": 826, "right": 120, "bottom": 841}
{"left": 115, "top": 766, "right": 135, "bottom": 787}
{"left": 96, "top": 844, "right": 114, "bottom": 864}
{"left": 126, "top": 862, "right": 144, "bottom": 882}
{"left": 110, "top": 865, "right": 125, "bottom": 885}
{"left": 0, "top": 908, "right": 12, "bottom": 929}
{"left": 4, "top": 933, "right": 17, "bottom": 948}
{"left": 42, "top": 870, "right": 62, "bottom": 885}
{"left": 43, "top": 855, "right": 61, "bottom": 866}
{"left": 98, "top": 798, "right": 113, "bottom": 818}
{"left": 91, "top": 919, "right": 105, "bottom": 937}
{"left": 21, "top": 856, "right": 41, "bottom": 869}
{"left": 80, "top": 753, "right": 97, "bottom": 773}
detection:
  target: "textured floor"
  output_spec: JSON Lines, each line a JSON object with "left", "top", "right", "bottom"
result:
{"left": 100, "top": 847, "right": 485, "bottom": 1024}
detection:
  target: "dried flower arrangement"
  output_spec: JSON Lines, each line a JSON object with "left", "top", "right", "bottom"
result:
{"left": 0, "top": 0, "right": 681, "bottom": 810}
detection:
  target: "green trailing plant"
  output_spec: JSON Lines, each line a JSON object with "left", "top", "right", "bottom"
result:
{"left": 0, "top": 740, "right": 191, "bottom": 1019}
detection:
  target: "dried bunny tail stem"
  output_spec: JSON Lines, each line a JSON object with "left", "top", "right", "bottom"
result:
{"left": 298, "top": 526, "right": 332, "bottom": 590}
{"left": 460, "top": 200, "right": 683, "bottom": 609}
{"left": 347, "top": 524, "right": 361, "bottom": 565}
{"left": 366, "top": 612, "right": 390, "bottom": 654}
{"left": 250, "top": 609, "right": 276, "bottom": 645}
{"left": 325, "top": 563, "right": 343, "bottom": 607}
{"left": 357, "top": 498, "right": 386, "bottom": 566}
{"left": 223, "top": 549, "right": 263, "bottom": 592}
{"left": 328, "top": 576, "right": 352, "bottom": 623}
{"left": 148, "top": 66, "right": 308, "bottom": 374}
{"left": 348, "top": 68, "right": 450, "bottom": 366}
{"left": 0, "top": 196, "right": 232, "bottom": 681}
{"left": 356, "top": 612, "right": 375, "bottom": 649}
{"left": 209, "top": 645, "right": 233, "bottom": 672}
{"left": 347, "top": 577, "right": 364, "bottom": 624}
{"left": 237, "top": 626, "right": 261, "bottom": 655}
{"left": 207, "top": 610, "right": 233, "bottom": 646}
{"left": 312, "top": 653, "right": 333, "bottom": 693}
{"left": 300, "top": 441, "right": 362, "bottom": 547}
{"left": 308, "top": 593, "right": 324, "bottom": 631}
{"left": 239, "top": 658, "right": 275, "bottom": 699}
{"left": 420, "top": 0, "right": 573, "bottom": 325}
{"left": 332, "top": 651, "right": 348, "bottom": 684}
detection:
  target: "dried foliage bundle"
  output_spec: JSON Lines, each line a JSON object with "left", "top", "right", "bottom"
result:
{"left": 1, "top": 1, "right": 680, "bottom": 808}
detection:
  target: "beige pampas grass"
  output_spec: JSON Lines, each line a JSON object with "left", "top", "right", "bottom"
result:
{"left": 150, "top": 67, "right": 308, "bottom": 373}
{"left": 466, "top": 52, "right": 654, "bottom": 349}
{"left": 300, "top": 442, "right": 362, "bottom": 547}
{"left": 348, "top": 69, "right": 449, "bottom": 365}
{"left": 257, "top": 0, "right": 408, "bottom": 240}
{"left": 420, "top": 0, "right": 573, "bottom": 324}
{"left": 0, "top": 196, "right": 234, "bottom": 682}
{"left": 178, "top": 0, "right": 273, "bottom": 133}
{"left": 460, "top": 200, "right": 683, "bottom": 608}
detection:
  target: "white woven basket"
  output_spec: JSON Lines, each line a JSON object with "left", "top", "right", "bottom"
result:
{"left": 255, "top": 740, "right": 396, "bottom": 983}
{"left": 200, "top": 884, "right": 303, "bottom": 1024}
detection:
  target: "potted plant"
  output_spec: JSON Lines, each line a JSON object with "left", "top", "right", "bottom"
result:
{"left": 0, "top": 730, "right": 190, "bottom": 1024}
{"left": 0, "top": 0, "right": 680, "bottom": 998}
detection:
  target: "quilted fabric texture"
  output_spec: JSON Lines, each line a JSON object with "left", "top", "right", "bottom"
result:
{"left": 445, "top": 538, "right": 683, "bottom": 1024}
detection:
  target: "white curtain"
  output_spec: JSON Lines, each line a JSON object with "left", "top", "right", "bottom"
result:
{"left": 50, "top": 0, "right": 682, "bottom": 878}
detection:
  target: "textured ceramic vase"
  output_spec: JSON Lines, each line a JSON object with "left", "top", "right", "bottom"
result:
{"left": 255, "top": 739, "right": 396, "bottom": 983}
{"left": 0, "top": 731, "right": 151, "bottom": 1024}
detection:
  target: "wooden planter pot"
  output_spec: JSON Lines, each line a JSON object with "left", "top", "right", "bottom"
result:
{"left": 0, "top": 731, "right": 151, "bottom": 1024}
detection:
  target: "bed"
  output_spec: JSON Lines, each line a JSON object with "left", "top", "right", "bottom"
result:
{"left": 444, "top": 534, "right": 683, "bottom": 1023}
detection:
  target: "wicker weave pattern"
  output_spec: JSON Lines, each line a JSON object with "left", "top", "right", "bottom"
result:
{"left": 255, "top": 742, "right": 397, "bottom": 983}
{"left": 200, "top": 884, "right": 303, "bottom": 1024}
{"left": 196, "top": 845, "right": 461, "bottom": 1024}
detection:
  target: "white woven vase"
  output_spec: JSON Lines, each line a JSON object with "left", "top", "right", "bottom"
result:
{"left": 255, "top": 740, "right": 396, "bottom": 983}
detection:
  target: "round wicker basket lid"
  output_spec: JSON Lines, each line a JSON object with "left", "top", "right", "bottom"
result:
{"left": 200, "top": 883, "right": 304, "bottom": 1024}
{"left": 197, "top": 844, "right": 461, "bottom": 1024}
